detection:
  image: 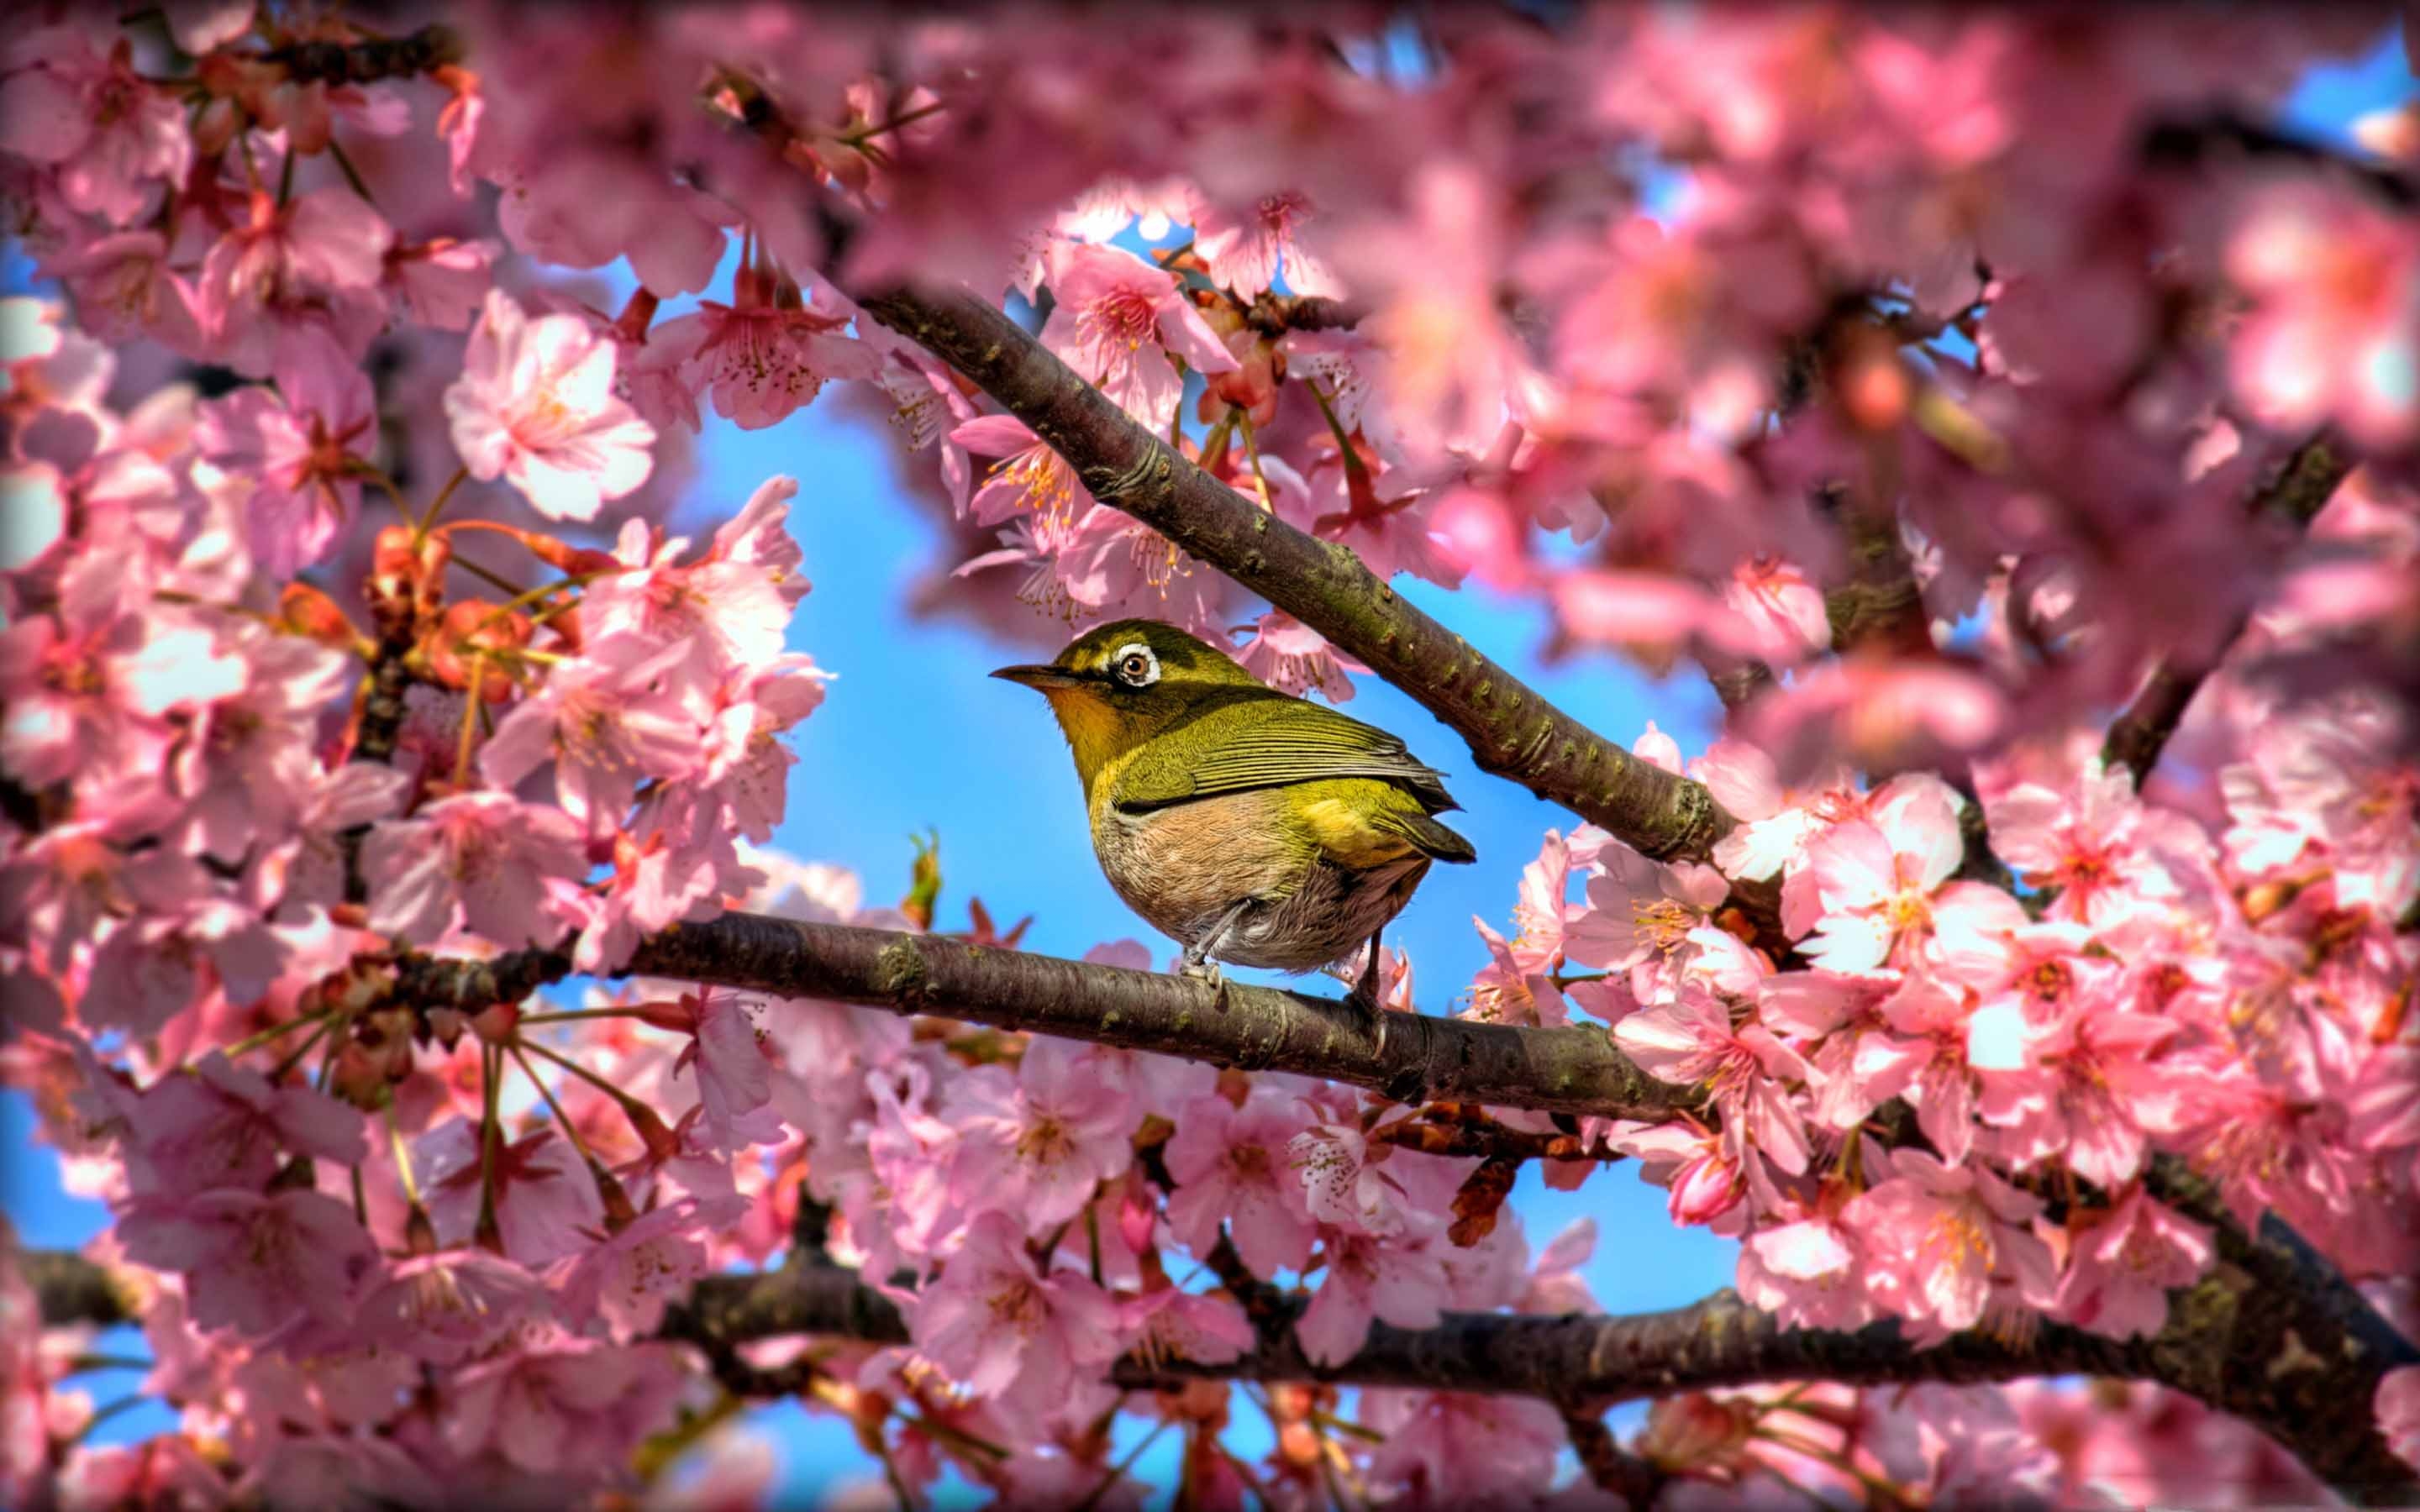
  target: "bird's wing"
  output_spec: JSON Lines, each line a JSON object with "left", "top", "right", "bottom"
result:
{"left": 1110, "top": 690, "right": 1460, "bottom": 814}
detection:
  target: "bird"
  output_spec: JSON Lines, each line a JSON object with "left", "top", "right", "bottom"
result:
{"left": 992, "top": 618, "right": 1475, "bottom": 1011}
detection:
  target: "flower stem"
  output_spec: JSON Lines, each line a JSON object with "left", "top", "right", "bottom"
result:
{"left": 839, "top": 99, "right": 945, "bottom": 146}
{"left": 516, "top": 1007, "right": 657, "bottom": 1027}
{"left": 223, "top": 1009, "right": 331, "bottom": 1061}
{"left": 415, "top": 465, "right": 471, "bottom": 543}
{"left": 509, "top": 1040, "right": 596, "bottom": 1166}
{"left": 516, "top": 1036, "right": 657, "bottom": 1123}
{"left": 71, "top": 1394, "right": 148, "bottom": 1444}
{"left": 1236, "top": 407, "right": 1276, "bottom": 512}
{"left": 474, "top": 1041, "right": 504, "bottom": 1250}
{"left": 1073, "top": 1416, "right": 1173, "bottom": 1512}
{"left": 450, "top": 554, "right": 525, "bottom": 596}
{"left": 326, "top": 136, "right": 376, "bottom": 206}
{"left": 386, "top": 1105, "right": 424, "bottom": 1208}
{"left": 266, "top": 1017, "right": 334, "bottom": 1083}
{"left": 1304, "top": 381, "right": 1368, "bottom": 480}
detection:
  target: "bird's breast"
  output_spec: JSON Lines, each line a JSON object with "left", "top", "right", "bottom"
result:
{"left": 1091, "top": 787, "right": 1312, "bottom": 937}
{"left": 1087, "top": 787, "right": 1432, "bottom": 973}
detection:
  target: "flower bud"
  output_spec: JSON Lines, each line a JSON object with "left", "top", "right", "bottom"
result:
{"left": 470, "top": 1000, "right": 520, "bottom": 1043}
{"left": 280, "top": 583, "right": 358, "bottom": 649}
{"left": 331, "top": 1041, "right": 387, "bottom": 1107}
{"left": 1639, "top": 1391, "right": 1753, "bottom": 1470}
{"left": 403, "top": 1203, "right": 440, "bottom": 1257}
{"left": 1276, "top": 1422, "right": 1323, "bottom": 1470}
{"left": 1667, "top": 1151, "right": 1743, "bottom": 1226}
{"left": 590, "top": 1158, "right": 639, "bottom": 1231}
{"left": 626, "top": 1100, "right": 682, "bottom": 1164}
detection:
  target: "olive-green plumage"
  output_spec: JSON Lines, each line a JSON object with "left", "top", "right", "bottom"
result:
{"left": 993, "top": 619, "right": 1474, "bottom": 995}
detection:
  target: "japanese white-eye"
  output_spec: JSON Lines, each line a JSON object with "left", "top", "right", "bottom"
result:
{"left": 993, "top": 619, "right": 1475, "bottom": 1005}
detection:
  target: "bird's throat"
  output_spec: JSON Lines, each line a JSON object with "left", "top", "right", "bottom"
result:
{"left": 1040, "top": 687, "right": 1134, "bottom": 796}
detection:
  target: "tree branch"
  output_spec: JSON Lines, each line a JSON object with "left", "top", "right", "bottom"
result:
{"left": 1241, "top": 292, "right": 1360, "bottom": 338}
{"left": 1822, "top": 487, "right": 1933, "bottom": 661}
{"left": 2102, "top": 432, "right": 2351, "bottom": 786}
{"left": 844, "top": 277, "right": 1733, "bottom": 864}
{"left": 32, "top": 1238, "right": 2413, "bottom": 1495}
{"left": 613, "top": 913, "right": 1701, "bottom": 1121}
{"left": 1698, "top": 647, "right": 1777, "bottom": 717}
{"left": 2143, "top": 110, "right": 2417, "bottom": 208}
{"left": 19, "top": 1247, "right": 132, "bottom": 1330}
{"left": 487, "top": 1253, "right": 2420, "bottom": 1496}
{"left": 260, "top": 24, "right": 465, "bottom": 86}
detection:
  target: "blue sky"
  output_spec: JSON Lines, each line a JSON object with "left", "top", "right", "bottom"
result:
{"left": 4, "top": 17, "right": 2412, "bottom": 1507}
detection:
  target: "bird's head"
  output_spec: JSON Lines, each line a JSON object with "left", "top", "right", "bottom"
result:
{"left": 992, "top": 619, "right": 1265, "bottom": 786}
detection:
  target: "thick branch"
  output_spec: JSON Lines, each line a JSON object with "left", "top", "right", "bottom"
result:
{"left": 848, "top": 279, "right": 1731, "bottom": 864}
{"left": 1242, "top": 292, "right": 1360, "bottom": 338}
{"left": 1698, "top": 647, "right": 1776, "bottom": 716}
{"left": 621, "top": 913, "right": 1695, "bottom": 1120}
{"left": 39, "top": 1239, "right": 2409, "bottom": 1495}
{"left": 1822, "top": 491, "right": 1933, "bottom": 661}
{"left": 2102, "top": 433, "right": 2350, "bottom": 786}
{"left": 2143, "top": 111, "right": 2417, "bottom": 207}
{"left": 19, "top": 1247, "right": 132, "bottom": 1330}
{"left": 501, "top": 1257, "right": 2420, "bottom": 1497}
{"left": 260, "top": 24, "right": 464, "bottom": 85}
{"left": 371, "top": 913, "right": 1693, "bottom": 1120}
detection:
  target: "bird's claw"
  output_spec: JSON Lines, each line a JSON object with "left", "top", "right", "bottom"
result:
{"left": 1343, "top": 976, "right": 1381, "bottom": 1019}
{"left": 1344, "top": 936, "right": 1384, "bottom": 1019}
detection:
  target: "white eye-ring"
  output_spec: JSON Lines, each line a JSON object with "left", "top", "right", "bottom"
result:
{"left": 1111, "top": 643, "right": 1160, "bottom": 687}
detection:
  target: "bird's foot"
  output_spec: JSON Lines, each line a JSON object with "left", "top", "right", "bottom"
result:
{"left": 1177, "top": 939, "right": 1224, "bottom": 988}
{"left": 1177, "top": 953, "right": 1232, "bottom": 1011}
{"left": 1344, "top": 933, "right": 1385, "bottom": 1021}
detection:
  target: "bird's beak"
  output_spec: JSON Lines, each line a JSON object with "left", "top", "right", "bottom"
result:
{"left": 991, "top": 664, "right": 1088, "bottom": 690}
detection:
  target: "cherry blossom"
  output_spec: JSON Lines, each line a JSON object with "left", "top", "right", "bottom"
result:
{"left": 116, "top": 1189, "right": 379, "bottom": 1341}
{"left": 4, "top": 8, "right": 2418, "bottom": 1505}
{"left": 2224, "top": 179, "right": 2420, "bottom": 450}
{"left": 361, "top": 792, "right": 587, "bottom": 948}
{"left": 908, "top": 1211, "right": 1123, "bottom": 1431}
{"left": 108, "top": 1051, "right": 365, "bottom": 1198}
{"left": 188, "top": 187, "right": 393, "bottom": 378}
{"left": 440, "top": 1330, "right": 687, "bottom": 1480}
{"left": 476, "top": 633, "right": 709, "bottom": 832}
{"left": 1163, "top": 1088, "right": 1319, "bottom": 1279}
{"left": 1292, "top": 1231, "right": 1449, "bottom": 1368}
{"left": 652, "top": 255, "right": 881, "bottom": 430}
{"left": 1844, "top": 1147, "right": 2057, "bottom": 1341}
{"left": 1784, "top": 774, "right": 2023, "bottom": 974}
{"left": 2050, "top": 1188, "right": 2215, "bottom": 1341}
{"left": 1039, "top": 242, "right": 1238, "bottom": 430}
{"left": 445, "top": 288, "right": 658, "bottom": 521}
{"left": 944, "top": 1037, "right": 1138, "bottom": 1229}
{"left": 0, "top": 24, "right": 192, "bottom": 226}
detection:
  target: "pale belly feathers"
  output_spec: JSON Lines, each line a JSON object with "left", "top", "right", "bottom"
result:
{"left": 1088, "top": 785, "right": 1428, "bottom": 974}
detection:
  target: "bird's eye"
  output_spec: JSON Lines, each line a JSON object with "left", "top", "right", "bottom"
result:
{"left": 1111, "top": 643, "right": 1160, "bottom": 687}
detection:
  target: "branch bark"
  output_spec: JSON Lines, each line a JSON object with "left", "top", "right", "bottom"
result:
{"left": 31, "top": 1241, "right": 2415, "bottom": 1497}
{"left": 461, "top": 912, "right": 1701, "bottom": 1121}
{"left": 845, "top": 277, "right": 1733, "bottom": 864}
{"left": 260, "top": 23, "right": 464, "bottom": 85}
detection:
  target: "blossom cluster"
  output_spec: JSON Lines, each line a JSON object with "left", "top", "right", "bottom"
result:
{"left": 1460, "top": 715, "right": 2417, "bottom": 1353}
{"left": 3, "top": 2, "right": 2417, "bottom": 1509}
